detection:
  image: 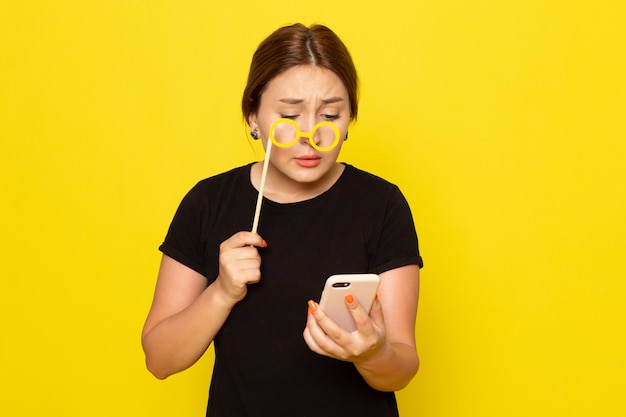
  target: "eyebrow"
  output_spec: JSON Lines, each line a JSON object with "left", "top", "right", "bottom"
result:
{"left": 279, "top": 97, "right": 345, "bottom": 105}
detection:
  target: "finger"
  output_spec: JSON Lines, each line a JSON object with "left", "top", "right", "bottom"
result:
{"left": 304, "top": 309, "right": 347, "bottom": 359}
{"left": 230, "top": 248, "right": 262, "bottom": 264}
{"left": 367, "top": 296, "right": 385, "bottom": 328}
{"left": 223, "top": 231, "right": 267, "bottom": 249}
{"left": 220, "top": 249, "right": 261, "bottom": 273}
{"left": 231, "top": 263, "right": 261, "bottom": 284}
{"left": 309, "top": 300, "right": 350, "bottom": 346}
{"left": 344, "top": 294, "right": 374, "bottom": 332}
{"left": 303, "top": 316, "right": 326, "bottom": 356}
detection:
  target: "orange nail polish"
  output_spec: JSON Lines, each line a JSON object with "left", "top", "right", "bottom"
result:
{"left": 345, "top": 294, "right": 354, "bottom": 304}
{"left": 308, "top": 300, "right": 317, "bottom": 315}
{"left": 262, "top": 240, "right": 268, "bottom": 248}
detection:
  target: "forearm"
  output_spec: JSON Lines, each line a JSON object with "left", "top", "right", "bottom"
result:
{"left": 142, "top": 281, "right": 233, "bottom": 379}
{"left": 354, "top": 341, "right": 419, "bottom": 392}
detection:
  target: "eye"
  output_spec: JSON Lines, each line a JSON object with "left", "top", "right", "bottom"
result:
{"left": 280, "top": 114, "right": 299, "bottom": 120}
{"left": 323, "top": 114, "right": 340, "bottom": 121}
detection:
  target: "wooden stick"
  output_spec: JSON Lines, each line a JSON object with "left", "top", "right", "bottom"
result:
{"left": 251, "top": 140, "right": 273, "bottom": 233}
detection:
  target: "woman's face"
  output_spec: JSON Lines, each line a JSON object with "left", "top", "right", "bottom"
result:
{"left": 249, "top": 65, "right": 350, "bottom": 194}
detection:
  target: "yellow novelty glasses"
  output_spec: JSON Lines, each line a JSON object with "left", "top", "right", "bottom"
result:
{"left": 268, "top": 118, "right": 341, "bottom": 152}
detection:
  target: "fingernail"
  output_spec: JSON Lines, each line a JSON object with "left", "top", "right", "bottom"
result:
{"left": 307, "top": 300, "right": 317, "bottom": 315}
{"left": 375, "top": 294, "right": 379, "bottom": 301}
{"left": 262, "top": 240, "right": 268, "bottom": 248}
{"left": 345, "top": 294, "right": 354, "bottom": 304}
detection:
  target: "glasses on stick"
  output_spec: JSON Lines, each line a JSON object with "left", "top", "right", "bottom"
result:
{"left": 269, "top": 118, "right": 341, "bottom": 152}
{"left": 251, "top": 118, "right": 342, "bottom": 233}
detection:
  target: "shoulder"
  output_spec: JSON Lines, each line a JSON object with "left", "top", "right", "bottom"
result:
{"left": 342, "top": 164, "right": 397, "bottom": 186}
{"left": 193, "top": 164, "right": 251, "bottom": 191}
{"left": 339, "top": 164, "right": 402, "bottom": 198}
{"left": 171, "top": 164, "right": 253, "bottom": 218}
{"left": 183, "top": 164, "right": 251, "bottom": 199}
{"left": 337, "top": 164, "right": 415, "bottom": 222}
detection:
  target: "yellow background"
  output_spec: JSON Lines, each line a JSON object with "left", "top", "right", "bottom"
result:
{"left": 1, "top": 1, "right": 624, "bottom": 416}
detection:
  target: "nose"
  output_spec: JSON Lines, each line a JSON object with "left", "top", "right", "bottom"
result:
{"left": 298, "top": 118, "right": 321, "bottom": 147}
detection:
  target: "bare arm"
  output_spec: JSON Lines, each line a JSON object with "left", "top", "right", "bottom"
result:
{"left": 352, "top": 264, "right": 420, "bottom": 390}
{"left": 141, "top": 232, "right": 265, "bottom": 379}
{"left": 303, "top": 264, "right": 420, "bottom": 391}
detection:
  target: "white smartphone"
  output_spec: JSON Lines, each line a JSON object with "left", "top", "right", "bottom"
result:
{"left": 318, "top": 273, "right": 380, "bottom": 332}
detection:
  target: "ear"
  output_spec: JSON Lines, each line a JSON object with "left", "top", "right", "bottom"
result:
{"left": 247, "top": 112, "right": 257, "bottom": 129}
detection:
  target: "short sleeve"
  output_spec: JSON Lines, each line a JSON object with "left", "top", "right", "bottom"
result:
{"left": 159, "top": 184, "right": 208, "bottom": 277}
{"left": 370, "top": 186, "right": 423, "bottom": 274}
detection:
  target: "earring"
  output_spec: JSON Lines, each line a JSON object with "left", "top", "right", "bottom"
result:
{"left": 250, "top": 128, "right": 260, "bottom": 140}
{"left": 345, "top": 131, "right": 349, "bottom": 141}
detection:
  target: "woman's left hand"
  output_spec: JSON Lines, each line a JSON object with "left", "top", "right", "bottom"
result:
{"left": 303, "top": 295, "right": 386, "bottom": 363}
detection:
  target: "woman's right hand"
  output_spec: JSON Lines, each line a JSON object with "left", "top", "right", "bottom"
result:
{"left": 142, "top": 231, "right": 265, "bottom": 379}
{"left": 215, "top": 231, "right": 266, "bottom": 305}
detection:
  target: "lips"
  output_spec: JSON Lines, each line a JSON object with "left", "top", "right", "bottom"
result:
{"left": 295, "top": 155, "right": 321, "bottom": 168}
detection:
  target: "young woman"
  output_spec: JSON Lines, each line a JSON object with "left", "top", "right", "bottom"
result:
{"left": 142, "top": 23, "right": 423, "bottom": 417}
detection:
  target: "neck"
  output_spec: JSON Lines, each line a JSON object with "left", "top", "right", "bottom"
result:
{"left": 252, "top": 162, "right": 344, "bottom": 204}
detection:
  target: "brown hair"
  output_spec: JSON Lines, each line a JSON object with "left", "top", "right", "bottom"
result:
{"left": 242, "top": 23, "right": 359, "bottom": 123}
